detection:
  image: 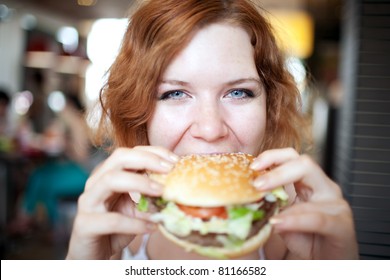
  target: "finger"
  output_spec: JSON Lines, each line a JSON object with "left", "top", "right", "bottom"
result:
{"left": 250, "top": 148, "right": 299, "bottom": 170}
{"left": 80, "top": 171, "right": 163, "bottom": 212}
{"left": 271, "top": 212, "right": 335, "bottom": 237}
{"left": 253, "top": 155, "right": 341, "bottom": 200}
{"left": 133, "top": 145, "right": 179, "bottom": 163}
{"left": 102, "top": 147, "right": 176, "bottom": 174}
{"left": 270, "top": 201, "right": 353, "bottom": 238}
{"left": 87, "top": 147, "right": 176, "bottom": 190}
{"left": 277, "top": 200, "right": 351, "bottom": 217}
{"left": 74, "top": 212, "right": 157, "bottom": 236}
{"left": 117, "top": 193, "right": 156, "bottom": 218}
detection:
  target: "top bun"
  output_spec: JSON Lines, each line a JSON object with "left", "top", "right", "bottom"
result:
{"left": 150, "top": 153, "right": 265, "bottom": 207}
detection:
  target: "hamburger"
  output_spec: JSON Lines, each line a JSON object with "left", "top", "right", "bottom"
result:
{"left": 137, "top": 153, "right": 288, "bottom": 259}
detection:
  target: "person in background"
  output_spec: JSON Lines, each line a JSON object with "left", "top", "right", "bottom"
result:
{"left": 67, "top": 0, "right": 358, "bottom": 260}
{"left": 0, "top": 88, "right": 12, "bottom": 153}
{"left": 0, "top": 88, "right": 12, "bottom": 259}
{"left": 9, "top": 94, "right": 90, "bottom": 234}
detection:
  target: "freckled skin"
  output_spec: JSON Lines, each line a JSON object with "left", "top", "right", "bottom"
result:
{"left": 147, "top": 23, "right": 267, "bottom": 156}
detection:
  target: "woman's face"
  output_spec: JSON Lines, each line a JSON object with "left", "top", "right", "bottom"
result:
{"left": 147, "top": 22, "right": 266, "bottom": 156}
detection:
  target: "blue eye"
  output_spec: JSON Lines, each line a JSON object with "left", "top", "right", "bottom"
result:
{"left": 159, "top": 90, "right": 187, "bottom": 100}
{"left": 226, "top": 89, "right": 254, "bottom": 99}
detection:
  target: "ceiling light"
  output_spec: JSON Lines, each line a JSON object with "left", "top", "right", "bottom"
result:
{"left": 269, "top": 10, "right": 314, "bottom": 59}
{"left": 78, "top": 0, "right": 97, "bottom": 7}
{"left": 57, "top": 26, "right": 79, "bottom": 53}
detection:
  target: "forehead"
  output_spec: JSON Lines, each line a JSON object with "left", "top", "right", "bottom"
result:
{"left": 162, "top": 22, "right": 257, "bottom": 81}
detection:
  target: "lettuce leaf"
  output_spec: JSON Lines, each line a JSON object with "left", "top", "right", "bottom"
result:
{"left": 216, "top": 235, "right": 245, "bottom": 249}
{"left": 271, "top": 186, "right": 289, "bottom": 207}
{"left": 137, "top": 195, "right": 149, "bottom": 212}
{"left": 228, "top": 206, "right": 265, "bottom": 221}
{"left": 152, "top": 203, "right": 257, "bottom": 240}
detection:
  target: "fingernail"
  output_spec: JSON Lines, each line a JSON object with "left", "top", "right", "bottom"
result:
{"left": 252, "top": 177, "right": 267, "bottom": 189}
{"left": 269, "top": 217, "right": 283, "bottom": 225}
{"left": 169, "top": 154, "right": 179, "bottom": 162}
{"left": 150, "top": 181, "right": 163, "bottom": 191}
{"left": 160, "top": 160, "right": 174, "bottom": 170}
{"left": 250, "top": 160, "right": 262, "bottom": 170}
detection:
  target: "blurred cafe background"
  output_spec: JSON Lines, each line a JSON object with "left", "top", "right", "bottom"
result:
{"left": 0, "top": 0, "right": 389, "bottom": 260}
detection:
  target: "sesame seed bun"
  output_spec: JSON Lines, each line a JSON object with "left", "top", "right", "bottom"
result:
{"left": 150, "top": 153, "right": 266, "bottom": 207}
{"left": 148, "top": 153, "right": 280, "bottom": 259}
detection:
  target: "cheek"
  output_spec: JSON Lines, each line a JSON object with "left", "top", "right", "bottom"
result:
{"left": 227, "top": 103, "right": 267, "bottom": 153}
{"left": 147, "top": 106, "right": 188, "bottom": 148}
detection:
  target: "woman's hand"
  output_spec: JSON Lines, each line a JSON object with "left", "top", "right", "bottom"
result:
{"left": 66, "top": 146, "right": 178, "bottom": 259}
{"left": 250, "top": 148, "right": 359, "bottom": 259}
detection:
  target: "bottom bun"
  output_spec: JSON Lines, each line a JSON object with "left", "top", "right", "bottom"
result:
{"left": 158, "top": 223, "right": 272, "bottom": 259}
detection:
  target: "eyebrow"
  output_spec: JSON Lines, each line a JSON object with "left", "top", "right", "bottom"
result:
{"left": 225, "top": 78, "right": 262, "bottom": 87}
{"left": 160, "top": 80, "right": 189, "bottom": 86}
{"left": 160, "top": 78, "right": 262, "bottom": 87}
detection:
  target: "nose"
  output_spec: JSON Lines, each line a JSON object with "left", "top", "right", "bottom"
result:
{"left": 189, "top": 100, "right": 228, "bottom": 142}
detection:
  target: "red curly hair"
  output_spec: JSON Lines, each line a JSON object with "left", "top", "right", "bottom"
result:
{"left": 92, "top": 0, "right": 309, "bottom": 153}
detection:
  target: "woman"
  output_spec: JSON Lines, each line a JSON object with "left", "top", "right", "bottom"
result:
{"left": 9, "top": 95, "right": 90, "bottom": 234}
{"left": 67, "top": 0, "right": 358, "bottom": 260}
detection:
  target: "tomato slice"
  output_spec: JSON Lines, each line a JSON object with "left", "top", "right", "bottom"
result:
{"left": 178, "top": 204, "right": 228, "bottom": 220}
